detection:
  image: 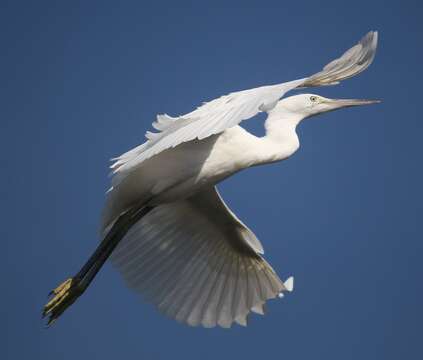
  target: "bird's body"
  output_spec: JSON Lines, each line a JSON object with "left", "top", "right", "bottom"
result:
{"left": 43, "top": 31, "right": 380, "bottom": 328}
{"left": 102, "top": 122, "right": 299, "bottom": 229}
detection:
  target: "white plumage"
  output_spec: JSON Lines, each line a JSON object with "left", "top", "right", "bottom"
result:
{"left": 110, "top": 187, "right": 282, "bottom": 327}
{"left": 110, "top": 32, "right": 377, "bottom": 182}
{"left": 101, "top": 31, "right": 379, "bottom": 327}
{"left": 43, "top": 31, "right": 380, "bottom": 328}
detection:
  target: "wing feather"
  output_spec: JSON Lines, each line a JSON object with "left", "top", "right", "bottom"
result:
{"left": 110, "top": 186, "right": 290, "bottom": 327}
{"left": 111, "top": 31, "right": 378, "bottom": 181}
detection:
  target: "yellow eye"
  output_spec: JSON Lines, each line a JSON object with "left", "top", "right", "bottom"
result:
{"left": 310, "top": 96, "right": 318, "bottom": 102}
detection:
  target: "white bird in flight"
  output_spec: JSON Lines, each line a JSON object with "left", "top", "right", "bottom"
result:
{"left": 43, "top": 31, "right": 380, "bottom": 328}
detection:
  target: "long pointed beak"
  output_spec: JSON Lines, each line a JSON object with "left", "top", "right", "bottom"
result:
{"left": 325, "top": 98, "right": 381, "bottom": 109}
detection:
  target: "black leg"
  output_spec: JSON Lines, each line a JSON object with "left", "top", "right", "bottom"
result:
{"left": 43, "top": 204, "right": 154, "bottom": 326}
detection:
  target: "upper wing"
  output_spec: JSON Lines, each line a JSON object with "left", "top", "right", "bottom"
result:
{"left": 111, "top": 31, "right": 378, "bottom": 178}
{"left": 110, "top": 186, "right": 292, "bottom": 328}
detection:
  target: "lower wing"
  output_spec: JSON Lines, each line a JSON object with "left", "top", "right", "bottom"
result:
{"left": 110, "top": 186, "right": 293, "bottom": 328}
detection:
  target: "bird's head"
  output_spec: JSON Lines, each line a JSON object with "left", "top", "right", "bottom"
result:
{"left": 274, "top": 93, "right": 380, "bottom": 122}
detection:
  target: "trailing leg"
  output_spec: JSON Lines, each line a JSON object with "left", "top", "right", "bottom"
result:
{"left": 42, "top": 205, "right": 154, "bottom": 326}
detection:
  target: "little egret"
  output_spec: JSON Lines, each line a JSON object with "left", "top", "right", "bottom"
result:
{"left": 43, "top": 31, "right": 380, "bottom": 328}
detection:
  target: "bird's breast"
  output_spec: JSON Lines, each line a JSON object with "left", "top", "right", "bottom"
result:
{"left": 149, "top": 128, "right": 256, "bottom": 203}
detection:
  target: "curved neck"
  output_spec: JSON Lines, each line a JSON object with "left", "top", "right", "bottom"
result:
{"left": 265, "top": 108, "right": 304, "bottom": 142}
{"left": 257, "top": 109, "right": 305, "bottom": 163}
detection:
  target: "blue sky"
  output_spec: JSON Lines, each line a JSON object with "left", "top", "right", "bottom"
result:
{"left": 2, "top": 1, "right": 422, "bottom": 359}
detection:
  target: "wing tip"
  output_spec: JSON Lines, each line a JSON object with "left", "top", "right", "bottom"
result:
{"left": 365, "top": 30, "right": 378, "bottom": 44}
{"left": 362, "top": 30, "right": 379, "bottom": 56}
{"left": 283, "top": 276, "right": 294, "bottom": 292}
{"left": 301, "top": 30, "right": 379, "bottom": 88}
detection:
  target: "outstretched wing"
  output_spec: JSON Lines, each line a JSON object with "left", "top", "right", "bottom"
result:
{"left": 110, "top": 186, "right": 293, "bottom": 328}
{"left": 112, "top": 31, "right": 378, "bottom": 178}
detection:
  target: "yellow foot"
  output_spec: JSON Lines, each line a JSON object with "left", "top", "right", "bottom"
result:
{"left": 42, "top": 278, "right": 82, "bottom": 326}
